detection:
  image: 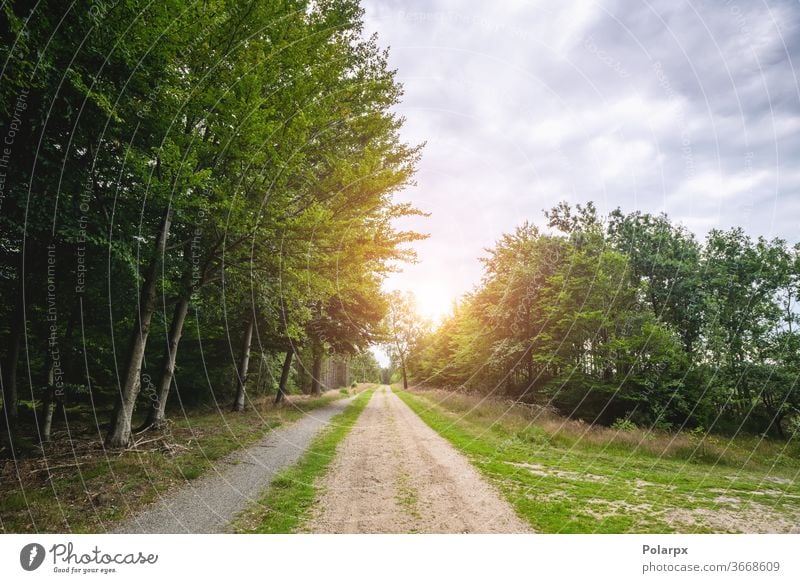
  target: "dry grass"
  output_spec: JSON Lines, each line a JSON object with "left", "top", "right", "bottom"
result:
{"left": 407, "top": 387, "right": 799, "bottom": 473}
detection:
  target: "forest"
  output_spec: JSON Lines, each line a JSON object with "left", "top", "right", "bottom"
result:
{"left": 0, "top": 0, "right": 418, "bottom": 454}
{"left": 407, "top": 202, "right": 800, "bottom": 439}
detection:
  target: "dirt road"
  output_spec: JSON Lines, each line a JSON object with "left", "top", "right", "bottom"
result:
{"left": 305, "top": 386, "right": 531, "bottom": 533}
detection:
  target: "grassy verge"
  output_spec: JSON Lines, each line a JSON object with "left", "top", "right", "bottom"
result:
{"left": 0, "top": 392, "right": 346, "bottom": 533}
{"left": 396, "top": 388, "right": 800, "bottom": 533}
{"left": 231, "top": 388, "right": 375, "bottom": 533}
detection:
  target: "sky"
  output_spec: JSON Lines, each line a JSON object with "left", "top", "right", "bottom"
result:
{"left": 364, "top": 0, "right": 800, "bottom": 317}
{"left": 363, "top": 0, "right": 800, "bottom": 364}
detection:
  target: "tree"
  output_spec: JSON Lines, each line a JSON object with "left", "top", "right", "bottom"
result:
{"left": 608, "top": 209, "right": 704, "bottom": 353}
{"left": 384, "top": 291, "right": 426, "bottom": 390}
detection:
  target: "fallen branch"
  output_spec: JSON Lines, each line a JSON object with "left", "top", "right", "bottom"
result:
{"left": 131, "top": 435, "right": 167, "bottom": 449}
{"left": 31, "top": 462, "right": 86, "bottom": 474}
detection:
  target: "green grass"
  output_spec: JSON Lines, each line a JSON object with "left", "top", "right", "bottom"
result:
{"left": 0, "top": 393, "right": 345, "bottom": 533}
{"left": 395, "top": 472, "right": 421, "bottom": 521}
{"left": 231, "top": 388, "right": 375, "bottom": 533}
{"left": 396, "top": 388, "right": 800, "bottom": 533}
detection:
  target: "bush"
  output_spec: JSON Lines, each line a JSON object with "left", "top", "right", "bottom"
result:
{"left": 611, "top": 417, "right": 638, "bottom": 432}
{"left": 785, "top": 413, "right": 800, "bottom": 438}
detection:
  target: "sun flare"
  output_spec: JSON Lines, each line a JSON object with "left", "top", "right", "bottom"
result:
{"left": 409, "top": 283, "right": 457, "bottom": 323}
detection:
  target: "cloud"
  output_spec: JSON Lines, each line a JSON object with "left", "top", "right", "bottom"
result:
{"left": 365, "top": 0, "right": 800, "bottom": 303}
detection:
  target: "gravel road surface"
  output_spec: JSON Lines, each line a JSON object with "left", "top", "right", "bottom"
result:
{"left": 114, "top": 397, "right": 352, "bottom": 533}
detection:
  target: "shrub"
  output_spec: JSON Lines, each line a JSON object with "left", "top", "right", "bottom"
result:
{"left": 611, "top": 417, "right": 638, "bottom": 432}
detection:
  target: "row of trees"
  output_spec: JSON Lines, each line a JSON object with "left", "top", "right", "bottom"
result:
{"left": 0, "top": 0, "right": 420, "bottom": 451}
{"left": 407, "top": 203, "right": 800, "bottom": 437}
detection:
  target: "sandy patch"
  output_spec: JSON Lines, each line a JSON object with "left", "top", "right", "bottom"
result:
{"left": 507, "top": 461, "right": 610, "bottom": 484}
{"left": 665, "top": 503, "right": 800, "bottom": 533}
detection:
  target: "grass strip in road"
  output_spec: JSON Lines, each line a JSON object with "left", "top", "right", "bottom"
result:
{"left": 396, "top": 389, "right": 800, "bottom": 534}
{"left": 231, "top": 388, "right": 375, "bottom": 533}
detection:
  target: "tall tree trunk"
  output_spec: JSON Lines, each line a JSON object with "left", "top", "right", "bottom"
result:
{"left": 774, "top": 411, "right": 787, "bottom": 440}
{"left": 310, "top": 341, "right": 323, "bottom": 396}
{"left": 274, "top": 349, "right": 293, "bottom": 405}
{"left": 106, "top": 207, "right": 172, "bottom": 448}
{"left": 231, "top": 315, "right": 255, "bottom": 411}
{"left": 1, "top": 305, "right": 22, "bottom": 428}
{"left": 298, "top": 349, "right": 311, "bottom": 394}
{"left": 40, "top": 280, "right": 79, "bottom": 443}
{"left": 526, "top": 347, "right": 533, "bottom": 385}
{"left": 141, "top": 236, "right": 211, "bottom": 430}
{"left": 40, "top": 359, "right": 58, "bottom": 443}
{"left": 1, "top": 297, "right": 23, "bottom": 454}
{"left": 142, "top": 293, "right": 190, "bottom": 430}
{"left": 398, "top": 351, "right": 408, "bottom": 391}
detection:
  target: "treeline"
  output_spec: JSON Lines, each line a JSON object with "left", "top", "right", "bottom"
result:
{"left": 0, "top": 0, "right": 419, "bottom": 452}
{"left": 408, "top": 203, "right": 800, "bottom": 438}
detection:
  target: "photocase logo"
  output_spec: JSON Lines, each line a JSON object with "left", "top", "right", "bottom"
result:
{"left": 20, "top": 543, "right": 46, "bottom": 571}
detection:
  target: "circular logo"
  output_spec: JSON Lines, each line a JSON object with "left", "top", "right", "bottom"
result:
{"left": 20, "top": 543, "right": 46, "bottom": 571}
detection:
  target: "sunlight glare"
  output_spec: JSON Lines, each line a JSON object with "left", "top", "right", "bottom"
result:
{"left": 410, "top": 282, "right": 457, "bottom": 323}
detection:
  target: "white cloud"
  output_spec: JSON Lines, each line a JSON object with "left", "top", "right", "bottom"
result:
{"left": 364, "top": 0, "right": 800, "bottom": 304}
{"left": 674, "top": 168, "right": 771, "bottom": 201}
{"left": 587, "top": 135, "right": 658, "bottom": 181}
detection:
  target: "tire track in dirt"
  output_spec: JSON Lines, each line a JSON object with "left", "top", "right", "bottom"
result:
{"left": 305, "top": 387, "right": 531, "bottom": 533}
